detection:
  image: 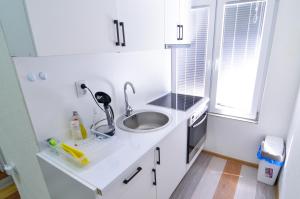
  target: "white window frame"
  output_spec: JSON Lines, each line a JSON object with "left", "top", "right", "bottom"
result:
{"left": 209, "top": 0, "right": 278, "bottom": 120}
{"left": 171, "top": 0, "right": 216, "bottom": 98}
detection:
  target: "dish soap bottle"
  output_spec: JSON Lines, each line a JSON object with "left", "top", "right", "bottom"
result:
{"left": 70, "top": 111, "right": 87, "bottom": 141}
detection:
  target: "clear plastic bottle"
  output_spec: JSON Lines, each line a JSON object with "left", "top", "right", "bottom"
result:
{"left": 70, "top": 111, "right": 81, "bottom": 141}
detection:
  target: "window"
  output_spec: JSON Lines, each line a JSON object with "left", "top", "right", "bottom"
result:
{"left": 173, "top": 1, "right": 215, "bottom": 97}
{"left": 210, "top": 0, "right": 276, "bottom": 120}
{"left": 173, "top": 0, "right": 277, "bottom": 120}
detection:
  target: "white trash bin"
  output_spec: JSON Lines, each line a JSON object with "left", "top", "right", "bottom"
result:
{"left": 257, "top": 136, "right": 285, "bottom": 185}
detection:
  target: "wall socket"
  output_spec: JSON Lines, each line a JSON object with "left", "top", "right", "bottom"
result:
{"left": 75, "top": 80, "right": 87, "bottom": 97}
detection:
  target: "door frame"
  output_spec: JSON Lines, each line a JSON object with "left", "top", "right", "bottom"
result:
{"left": 0, "top": 23, "right": 51, "bottom": 199}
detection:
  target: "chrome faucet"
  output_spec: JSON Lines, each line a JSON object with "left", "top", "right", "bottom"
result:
{"left": 124, "top": 81, "right": 136, "bottom": 117}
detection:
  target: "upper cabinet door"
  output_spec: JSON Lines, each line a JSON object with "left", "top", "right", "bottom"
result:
{"left": 179, "top": 0, "right": 192, "bottom": 44}
{"left": 165, "top": 0, "right": 181, "bottom": 44}
{"left": 25, "top": 0, "right": 118, "bottom": 56}
{"left": 116, "top": 0, "right": 165, "bottom": 51}
{"left": 165, "top": 0, "right": 191, "bottom": 45}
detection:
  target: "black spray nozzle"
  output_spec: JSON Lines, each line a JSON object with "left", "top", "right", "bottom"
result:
{"left": 95, "top": 92, "right": 111, "bottom": 107}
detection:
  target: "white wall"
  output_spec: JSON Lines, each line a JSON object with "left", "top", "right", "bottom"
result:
{"left": 278, "top": 85, "right": 300, "bottom": 199}
{"left": 14, "top": 50, "right": 171, "bottom": 148}
{"left": 277, "top": 1, "right": 300, "bottom": 193}
{"left": 205, "top": 0, "right": 300, "bottom": 163}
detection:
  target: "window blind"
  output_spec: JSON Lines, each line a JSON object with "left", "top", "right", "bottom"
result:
{"left": 175, "top": 7, "right": 209, "bottom": 97}
{"left": 215, "top": 0, "right": 266, "bottom": 116}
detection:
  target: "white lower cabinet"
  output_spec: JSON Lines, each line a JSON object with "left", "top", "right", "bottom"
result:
{"left": 38, "top": 157, "right": 99, "bottom": 199}
{"left": 39, "top": 123, "right": 188, "bottom": 199}
{"left": 155, "top": 121, "right": 187, "bottom": 199}
{"left": 103, "top": 122, "right": 187, "bottom": 199}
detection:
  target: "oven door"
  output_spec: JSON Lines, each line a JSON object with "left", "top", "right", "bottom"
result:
{"left": 187, "top": 112, "right": 208, "bottom": 163}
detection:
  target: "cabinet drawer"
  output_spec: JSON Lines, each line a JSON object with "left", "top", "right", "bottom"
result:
{"left": 99, "top": 150, "right": 156, "bottom": 199}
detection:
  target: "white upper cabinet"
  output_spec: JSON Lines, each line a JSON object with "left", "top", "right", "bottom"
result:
{"left": 25, "top": 0, "right": 118, "bottom": 56}
{"left": 116, "top": 0, "right": 165, "bottom": 51}
{"left": 165, "top": 0, "right": 191, "bottom": 45}
{"left": 164, "top": 0, "right": 181, "bottom": 44}
{"left": 1, "top": 0, "right": 191, "bottom": 56}
{"left": 179, "top": 0, "right": 192, "bottom": 43}
{"left": 0, "top": 0, "right": 165, "bottom": 57}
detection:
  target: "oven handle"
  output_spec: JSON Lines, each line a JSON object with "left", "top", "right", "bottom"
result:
{"left": 192, "top": 113, "right": 207, "bottom": 128}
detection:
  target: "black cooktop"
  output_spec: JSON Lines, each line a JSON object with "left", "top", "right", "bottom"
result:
{"left": 148, "top": 93, "right": 203, "bottom": 111}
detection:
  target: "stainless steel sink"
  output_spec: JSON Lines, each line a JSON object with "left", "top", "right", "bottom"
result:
{"left": 117, "top": 110, "right": 170, "bottom": 133}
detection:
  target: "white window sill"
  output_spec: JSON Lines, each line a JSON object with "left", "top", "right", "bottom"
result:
{"left": 208, "top": 112, "right": 259, "bottom": 124}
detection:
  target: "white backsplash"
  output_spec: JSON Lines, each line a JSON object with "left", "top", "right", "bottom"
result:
{"left": 14, "top": 50, "right": 171, "bottom": 148}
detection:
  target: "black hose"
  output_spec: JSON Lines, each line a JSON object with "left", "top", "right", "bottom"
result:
{"left": 81, "top": 84, "right": 105, "bottom": 113}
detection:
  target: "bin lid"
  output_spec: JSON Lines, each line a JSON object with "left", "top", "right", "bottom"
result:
{"left": 261, "top": 136, "right": 285, "bottom": 161}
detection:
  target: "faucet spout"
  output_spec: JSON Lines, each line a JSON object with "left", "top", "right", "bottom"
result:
{"left": 124, "top": 82, "right": 135, "bottom": 117}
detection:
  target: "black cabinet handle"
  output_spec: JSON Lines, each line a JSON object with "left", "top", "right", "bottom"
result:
{"left": 180, "top": 25, "right": 184, "bottom": 40}
{"left": 123, "top": 167, "right": 142, "bottom": 184}
{"left": 177, "top": 24, "right": 181, "bottom": 40}
{"left": 156, "top": 147, "right": 161, "bottom": 165}
{"left": 114, "top": 20, "right": 120, "bottom": 46}
{"left": 119, "top": 22, "right": 126, "bottom": 47}
{"left": 152, "top": 169, "right": 157, "bottom": 186}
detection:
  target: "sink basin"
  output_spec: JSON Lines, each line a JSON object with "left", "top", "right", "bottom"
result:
{"left": 117, "top": 110, "right": 171, "bottom": 133}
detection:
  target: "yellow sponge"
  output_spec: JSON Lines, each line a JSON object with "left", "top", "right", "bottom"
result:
{"left": 61, "top": 143, "right": 89, "bottom": 166}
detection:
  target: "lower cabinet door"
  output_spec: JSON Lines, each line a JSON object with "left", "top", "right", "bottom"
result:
{"left": 156, "top": 121, "right": 187, "bottom": 199}
{"left": 38, "top": 156, "right": 98, "bottom": 199}
{"left": 101, "top": 150, "right": 156, "bottom": 199}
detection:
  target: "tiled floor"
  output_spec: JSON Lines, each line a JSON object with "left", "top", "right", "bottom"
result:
{"left": 0, "top": 153, "right": 275, "bottom": 199}
{"left": 171, "top": 152, "right": 275, "bottom": 199}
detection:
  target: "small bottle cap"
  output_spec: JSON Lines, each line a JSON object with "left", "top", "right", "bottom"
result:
{"left": 73, "top": 111, "right": 78, "bottom": 115}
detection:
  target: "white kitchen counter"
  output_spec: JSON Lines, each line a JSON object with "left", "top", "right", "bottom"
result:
{"left": 37, "top": 96, "right": 209, "bottom": 194}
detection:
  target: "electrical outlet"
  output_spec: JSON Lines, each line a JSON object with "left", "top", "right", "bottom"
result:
{"left": 75, "top": 80, "right": 87, "bottom": 97}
